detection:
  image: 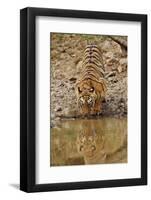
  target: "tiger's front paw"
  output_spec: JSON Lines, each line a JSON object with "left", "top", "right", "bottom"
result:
{"left": 90, "top": 109, "right": 102, "bottom": 116}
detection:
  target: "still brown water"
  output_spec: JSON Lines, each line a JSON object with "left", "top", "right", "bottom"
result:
{"left": 50, "top": 118, "right": 127, "bottom": 166}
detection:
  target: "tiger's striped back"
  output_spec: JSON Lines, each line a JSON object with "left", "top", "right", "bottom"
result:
{"left": 79, "top": 44, "right": 105, "bottom": 82}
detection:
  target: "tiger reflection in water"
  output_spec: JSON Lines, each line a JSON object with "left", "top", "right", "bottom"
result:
{"left": 76, "top": 120, "right": 127, "bottom": 165}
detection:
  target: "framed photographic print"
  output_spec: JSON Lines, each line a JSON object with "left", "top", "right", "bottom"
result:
{"left": 20, "top": 7, "right": 147, "bottom": 192}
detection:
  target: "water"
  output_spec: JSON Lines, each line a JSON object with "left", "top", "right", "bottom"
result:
{"left": 50, "top": 117, "right": 127, "bottom": 166}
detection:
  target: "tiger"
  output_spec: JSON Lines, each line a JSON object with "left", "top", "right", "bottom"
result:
{"left": 75, "top": 44, "right": 107, "bottom": 116}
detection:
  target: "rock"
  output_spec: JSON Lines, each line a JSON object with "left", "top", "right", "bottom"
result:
{"left": 76, "top": 60, "right": 83, "bottom": 73}
{"left": 105, "top": 71, "right": 116, "bottom": 78}
{"left": 119, "top": 58, "right": 127, "bottom": 72}
{"left": 55, "top": 107, "right": 62, "bottom": 112}
{"left": 117, "top": 65, "right": 122, "bottom": 73}
{"left": 119, "top": 58, "right": 127, "bottom": 66}
{"left": 108, "top": 77, "right": 118, "bottom": 83}
{"left": 101, "top": 41, "right": 113, "bottom": 52}
{"left": 104, "top": 51, "right": 114, "bottom": 59}
{"left": 69, "top": 77, "right": 77, "bottom": 82}
{"left": 119, "top": 98, "right": 125, "bottom": 103}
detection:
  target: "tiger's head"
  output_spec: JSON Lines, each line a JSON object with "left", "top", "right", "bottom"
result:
{"left": 75, "top": 78, "right": 106, "bottom": 116}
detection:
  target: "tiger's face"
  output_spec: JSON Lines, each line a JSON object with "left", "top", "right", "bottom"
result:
{"left": 76, "top": 79, "right": 106, "bottom": 116}
{"left": 77, "top": 80, "right": 97, "bottom": 115}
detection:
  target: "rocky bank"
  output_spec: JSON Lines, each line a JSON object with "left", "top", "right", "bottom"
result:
{"left": 50, "top": 33, "right": 127, "bottom": 122}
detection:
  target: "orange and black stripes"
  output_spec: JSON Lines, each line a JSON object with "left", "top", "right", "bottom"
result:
{"left": 78, "top": 44, "right": 105, "bottom": 83}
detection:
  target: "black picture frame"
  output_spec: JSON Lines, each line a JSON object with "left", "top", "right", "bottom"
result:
{"left": 20, "top": 7, "right": 147, "bottom": 192}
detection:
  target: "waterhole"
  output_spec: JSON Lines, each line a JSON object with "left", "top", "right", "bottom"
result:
{"left": 50, "top": 117, "right": 127, "bottom": 166}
